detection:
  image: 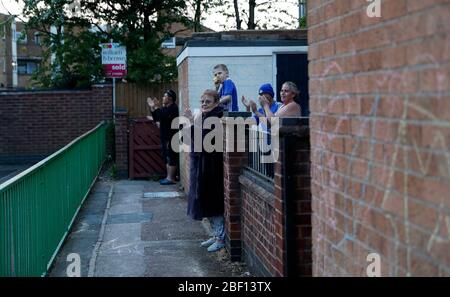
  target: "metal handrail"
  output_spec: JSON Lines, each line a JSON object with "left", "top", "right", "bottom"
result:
{"left": 0, "top": 121, "right": 109, "bottom": 276}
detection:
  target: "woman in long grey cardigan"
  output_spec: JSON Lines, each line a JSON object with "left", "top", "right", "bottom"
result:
{"left": 184, "top": 89, "right": 225, "bottom": 252}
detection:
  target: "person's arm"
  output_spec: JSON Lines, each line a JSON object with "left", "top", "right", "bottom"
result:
{"left": 183, "top": 107, "right": 194, "bottom": 124}
{"left": 220, "top": 95, "right": 232, "bottom": 106}
{"left": 147, "top": 97, "right": 161, "bottom": 112}
{"left": 219, "top": 80, "right": 234, "bottom": 106}
{"left": 260, "top": 96, "right": 276, "bottom": 118}
{"left": 250, "top": 101, "right": 265, "bottom": 118}
{"left": 147, "top": 97, "right": 164, "bottom": 120}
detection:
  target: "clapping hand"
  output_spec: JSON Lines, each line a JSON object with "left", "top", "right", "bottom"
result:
{"left": 147, "top": 97, "right": 161, "bottom": 109}
{"left": 241, "top": 95, "right": 251, "bottom": 111}
{"left": 259, "top": 95, "right": 270, "bottom": 107}
{"left": 249, "top": 100, "right": 258, "bottom": 113}
{"left": 184, "top": 107, "right": 194, "bottom": 122}
{"left": 147, "top": 97, "right": 155, "bottom": 108}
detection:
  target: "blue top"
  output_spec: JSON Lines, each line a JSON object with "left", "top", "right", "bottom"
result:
{"left": 254, "top": 101, "right": 282, "bottom": 125}
{"left": 219, "top": 78, "right": 238, "bottom": 111}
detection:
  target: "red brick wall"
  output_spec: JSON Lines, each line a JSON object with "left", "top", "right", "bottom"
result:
{"left": 232, "top": 118, "right": 312, "bottom": 277}
{"left": 114, "top": 109, "right": 128, "bottom": 178}
{"left": 309, "top": 0, "right": 450, "bottom": 276}
{"left": 222, "top": 116, "right": 248, "bottom": 261}
{"left": 280, "top": 125, "right": 312, "bottom": 277}
{"left": 0, "top": 85, "right": 112, "bottom": 163}
{"left": 240, "top": 174, "right": 278, "bottom": 276}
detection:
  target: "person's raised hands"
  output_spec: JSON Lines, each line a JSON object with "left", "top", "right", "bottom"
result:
{"left": 241, "top": 95, "right": 251, "bottom": 111}
{"left": 249, "top": 100, "right": 258, "bottom": 113}
{"left": 184, "top": 107, "right": 194, "bottom": 122}
{"left": 147, "top": 97, "right": 161, "bottom": 109}
{"left": 259, "top": 95, "right": 270, "bottom": 107}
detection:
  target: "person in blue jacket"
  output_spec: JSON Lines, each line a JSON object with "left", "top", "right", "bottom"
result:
{"left": 213, "top": 64, "right": 238, "bottom": 112}
{"left": 241, "top": 83, "right": 281, "bottom": 124}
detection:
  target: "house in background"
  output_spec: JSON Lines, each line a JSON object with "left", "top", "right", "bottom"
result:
{"left": 175, "top": 29, "right": 311, "bottom": 276}
{"left": 176, "top": 30, "right": 309, "bottom": 196}
{"left": 0, "top": 13, "right": 43, "bottom": 89}
{"left": 176, "top": 30, "right": 309, "bottom": 116}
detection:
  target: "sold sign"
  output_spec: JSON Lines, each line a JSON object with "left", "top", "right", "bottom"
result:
{"left": 101, "top": 43, "right": 127, "bottom": 78}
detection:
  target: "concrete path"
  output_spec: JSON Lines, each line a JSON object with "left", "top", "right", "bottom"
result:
{"left": 49, "top": 178, "right": 237, "bottom": 277}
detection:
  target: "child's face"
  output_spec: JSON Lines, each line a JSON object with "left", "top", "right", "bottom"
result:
{"left": 213, "top": 68, "right": 228, "bottom": 83}
{"left": 258, "top": 94, "right": 272, "bottom": 106}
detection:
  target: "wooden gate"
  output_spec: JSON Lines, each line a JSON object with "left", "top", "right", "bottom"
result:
{"left": 129, "top": 118, "right": 166, "bottom": 179}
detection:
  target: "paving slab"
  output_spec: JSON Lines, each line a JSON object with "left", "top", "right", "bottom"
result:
{"left": 49, "top": 179, "right": 236, "bottom": 277}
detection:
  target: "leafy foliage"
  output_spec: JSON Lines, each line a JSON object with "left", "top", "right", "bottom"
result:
{"left": 20, "top": 0, "right": 190, "bottom": 88}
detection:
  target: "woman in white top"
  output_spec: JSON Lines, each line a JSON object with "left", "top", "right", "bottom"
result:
{"left": 260, "top": 81, "right": 302, "bottom": 117}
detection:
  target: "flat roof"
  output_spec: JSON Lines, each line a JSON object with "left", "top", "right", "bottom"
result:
{"left": 184, "top": 39, "right": 307, "bottom": 48}
{"left": 176, "top": 30, "right": 308, "bottom": 62}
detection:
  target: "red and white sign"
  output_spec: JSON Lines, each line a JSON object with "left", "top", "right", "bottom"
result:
{"left": 101, "top": 43, "right": 127, "bottom": 78}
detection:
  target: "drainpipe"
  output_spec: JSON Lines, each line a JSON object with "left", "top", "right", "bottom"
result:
{"left": 299, "top": 0, "right": 307, "bottom": 18}
{"left": 11, "top": 17, "right": 17, "bottom": 88}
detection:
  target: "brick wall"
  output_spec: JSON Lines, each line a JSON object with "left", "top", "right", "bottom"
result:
{"left": 114, "top": 108, "right": 128, "bottom": 178}
{"left": 309, "top": 0, "right": 450, "bottom": 276}
{"left": 240, "top": 173, "right": 279, "bottom": 276}
{"left": 222, "top": 114, "right": 250, "bottom": 261}
{"left": 0, "top": 85, "right": 112, "bottom": 164}
{"left": 222, "top": 115, "right": 311, "bottom": 276}
{"left": 279, "top": 120, "right": 312, "bottom": 276}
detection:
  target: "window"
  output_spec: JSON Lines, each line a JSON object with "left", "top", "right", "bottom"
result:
{"left": 17, "top": 60, "right": 38, "bottom": 75}
{"left": 34, "top": 33, "right": 41, "bottom": 45}
{"left": 161, "top": 37, "right": 175, "bottom": 49}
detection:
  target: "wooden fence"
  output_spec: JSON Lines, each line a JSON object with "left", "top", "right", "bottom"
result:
{"left": 115, "top": 82, "right": 178, "bottom": 118}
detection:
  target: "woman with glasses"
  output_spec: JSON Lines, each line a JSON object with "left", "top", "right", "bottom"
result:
{"left": 184, "top": 89, "right": 226, "bottom": 253}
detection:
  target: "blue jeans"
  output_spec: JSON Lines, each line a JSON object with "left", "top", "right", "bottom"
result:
{"left": 209, "top": 216, "right": 224, "bottom": 241}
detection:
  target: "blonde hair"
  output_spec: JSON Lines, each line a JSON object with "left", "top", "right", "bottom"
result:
{"left": 202, "top": 89, "right": 220, "bottom": 102}
{"left": 213, "top": 64, "right": 229, "bottom": 73}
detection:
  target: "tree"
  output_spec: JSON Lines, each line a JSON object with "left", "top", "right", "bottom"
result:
{"left": 212, "top": 0, "right": 299, "bottom": 30}
{"left": 233, "top": 0, "right": 242, "bottom": 29}
{"left": 247, "top": 0, "right": 256, "bottom": 29}
{"left": 20, "top": 0, "right": 190, "bottom": 88}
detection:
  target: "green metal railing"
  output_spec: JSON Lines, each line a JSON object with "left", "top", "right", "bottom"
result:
{"left": 0, "top": 121, "right": 109, "bottom": 276}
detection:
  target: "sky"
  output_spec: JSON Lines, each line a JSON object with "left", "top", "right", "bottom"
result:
{"left": 0, "top": 0, "right": 300, "bottom": 31}
{"left": 1, "top": 0, "right": 22, "bottom": 16}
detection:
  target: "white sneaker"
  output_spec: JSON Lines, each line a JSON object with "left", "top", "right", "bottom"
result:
{"left": 207, "top": 240, "right": 225, "bottom": 252}
{"left": 200, "top": 237, "right": 216, "bottom": 247}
